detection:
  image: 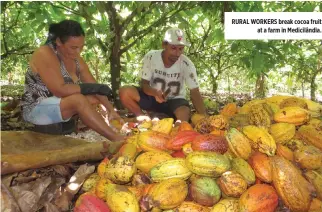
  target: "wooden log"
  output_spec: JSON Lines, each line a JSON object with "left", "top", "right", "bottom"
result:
{"left": 1, "top": 131, "right": 122, "bottom": 175}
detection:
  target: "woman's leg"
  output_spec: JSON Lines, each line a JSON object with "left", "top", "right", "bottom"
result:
{"left": 85, "top": 95, "right": 100, "bottom": 105}
{"left": 60, "top": 94, "right": 124, "bottom": 141}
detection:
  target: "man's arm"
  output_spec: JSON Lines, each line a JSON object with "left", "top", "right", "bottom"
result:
{"left": 190, "top": 87, "right": 207, "bottom": 115}
{"left": 141, "top": 79, "right": 165, "bottom": 103}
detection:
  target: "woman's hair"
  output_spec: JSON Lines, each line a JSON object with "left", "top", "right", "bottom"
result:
{"left": 45, "top": 20, "right": 85, "bottom": 45}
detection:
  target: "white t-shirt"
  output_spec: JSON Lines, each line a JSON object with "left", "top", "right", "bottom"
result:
{"left": 140, "top": 50, "right": 199, "bottom": 100}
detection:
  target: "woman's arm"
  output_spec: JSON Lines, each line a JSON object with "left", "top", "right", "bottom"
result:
{"left": 78, "top": 58, "right": 119, "bottom": 116}
{"left": 32, "top": 46, "right": 81, "bottom": 97}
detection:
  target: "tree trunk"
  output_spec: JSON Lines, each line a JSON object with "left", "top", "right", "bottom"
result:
{"left": 301, "top": 81, "right": 305, "bottom": 97}
{"left": 255, "top": 73, "right": 266, "bottom": 98}
{"left": 210, "top": 71, "right": 221, "bottom": 95}
{"left": 109, "top": 32, "right": 122, "bottom": 108}
{"left": 310, "top": 72, "right": 317, "bottom": 101}
{"left": 212, "top": 81, "right": 218, "bottom": 94}
{"left": 94, "top": 57, "right": 100, "bottom": 81}
{"left": 227, "top": 74, "right": 230, "bottom": 94}
{"left": 210, "top": 55, "right": 223, "bottom": 95}
{"left": 105, "top": 2, "right": 123, "bottom": 109}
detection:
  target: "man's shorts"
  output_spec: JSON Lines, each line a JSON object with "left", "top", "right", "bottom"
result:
{"left": 137, "top": 88, "right": 190, "bottom": 118}
{"left": 23, "top": 96, "right": 71, "bottom": 125}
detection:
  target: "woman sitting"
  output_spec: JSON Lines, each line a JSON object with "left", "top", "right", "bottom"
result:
{"left": 21, "top": 19, "right": 124, "bottom": 142}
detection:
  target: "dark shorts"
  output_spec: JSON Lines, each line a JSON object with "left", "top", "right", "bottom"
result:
{"left": 137, "top": 88, "right": 190, "bottom": 118}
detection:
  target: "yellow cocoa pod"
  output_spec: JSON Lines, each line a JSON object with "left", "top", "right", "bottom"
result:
{"left": 309, "top": 198, "right": 322, "bottom": 212}
{"left": 95, "top": 178, "right": 112, "bottom": 200}
{"left": 81, "top": 173, "right": 100, "bottom": 193}
{"left": 116, "top": 142, "right": 139, "bottom": 160}
{"left": 182, "top": 143, "right": 194, "bottom": 155}
{"left": 276, "top": 144, "right": 294, "bottom": 161}
{"left": 269, "top": 123, "right": 295, "bottom": 144}
{"left": 194, "top": 118, "right": 212, "bottom": 134}
{"left": 231, "top": 157, "right": 255, "bottom": 185}
{"left": 146, "top": 178, "right": 188, "bottom": 210}
{"left": 298, "top": 125, "right": 322, "bottom": 150}
{"left": 304, "top": 170, "right": 322, "bottom": 200}
{"left": 274, "top": 106, "right": 310, "bottom": 126}
{"left": 191, "top": 113, "right": 207, "bottom": 126}
{"left": 186, "top": 151, "right": 231, "bottom": 177}
{"left": 176, "top": 201, "right": 211, "bottom": 212}
{"left": 294, "top": 145, "right": 322, "bottom": 170}
{"left": 239, "top": 99, "right": 265, "bottom": 114}
{"left": 217, "top": 171, "right": 248, "bottom": 198}
{"left": 97, "top": 157, "right": 109, "bottom": 178}
{"left": 265, "top": 95, "right": 291, "bottom": 106}
{"left": 150, "top": 158, "right": 192, "bottom": 182}
{"left": 152, "top": 118, "right": 174, "bottom": 134}
{"left": 135, "top": 151, "right": 172, "bottom": 174}
{"left": 300, "top": 98, "right": 322, "bottom": 118}
{"left": 105, "top": 156, "right": 136, "bottom": 184}
{"left": 208, "top": 115, "right": 229, "bottom": 130}
{"left": 265, "top": 102, "right": 280, "bottom": 114}
{"left": 271, "top": 156, "right": 312, "bottom": 212}
{"left": 248, "top": 103, "right": 272, "bottom": 129}
{"left": 242, "top": 125, "right": 276, "bottom": 156}
{"left": 138, "top": 130, "right": 170, "bottom": 152}
{"left": 105, "top": 184, "right": 140, "bottom": 212}
{"left": 280, "top": 97, "right": 308, "bottom": 109}
{"left": 126, "top": 134, "right": 139, "bottom": 148}
{"left": 211, "top": 199, "right": 239, "bottom": 212}
{"left": 138, "top": 120, "right": 152, "bottom": 130}
{"left": 226, "top": 128, "right": 252, "bottom": 160}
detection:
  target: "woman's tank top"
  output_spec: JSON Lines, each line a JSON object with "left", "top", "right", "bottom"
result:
{"left": 21, "top": 43, "right": 81, "bottom": 117}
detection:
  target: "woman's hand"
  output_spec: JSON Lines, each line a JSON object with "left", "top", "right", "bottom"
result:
{"left": 109, "top": 110, "right": 125, "bottom": 125}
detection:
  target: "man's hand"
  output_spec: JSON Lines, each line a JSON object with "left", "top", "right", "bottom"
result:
{"left": 155, "top": 90, "right": 166, "bottom": 103}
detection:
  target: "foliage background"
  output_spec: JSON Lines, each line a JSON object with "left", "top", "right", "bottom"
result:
{"left": 1, "top": 1, "right": 321, "bottom": 104}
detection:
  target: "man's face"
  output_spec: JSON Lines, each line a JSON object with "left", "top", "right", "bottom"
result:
{"left": 163, "top": 43, "right": 185, "bottom": 63}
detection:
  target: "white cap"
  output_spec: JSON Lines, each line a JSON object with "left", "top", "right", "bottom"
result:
{"left": 163, "top": 27, "right": 190, "bottom": 46}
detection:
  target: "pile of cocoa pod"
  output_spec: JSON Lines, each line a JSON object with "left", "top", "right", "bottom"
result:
{"left": 75, "top": 95, "right": 322, "bottom": 212}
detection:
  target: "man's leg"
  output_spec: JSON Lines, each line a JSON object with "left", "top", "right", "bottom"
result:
{"left": 119, "top": 86, "right": 144, "bottom": 116}
{"left": 173, "top": 106, "right": 190, "bottom": 122}
{"left": 168, "top": 99, "right": 191, "bottom": 122}
{"left": 60, "top": 94, "right": 124, "bottom": 141}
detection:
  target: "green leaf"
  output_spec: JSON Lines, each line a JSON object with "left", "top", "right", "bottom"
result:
{"left": 26, "top": 13, "right": 36, "bottom": 21}
{"left": 231, "top": 42, "right": 238, "bottom": 53}
{"left": 252, "top": 52, "right": 264, "bottom": 73}
{"left": 301, "top": 2, "right": 315, "bottom": 12}
{"left": 126, "top": 51, "right": 131, "bottom": 61}
{"left": 242, "top": 56, "right": 251, "bottom": 69}
{"left": 96, "top": 2, "right": 106, "bottom": 14}
{"left": 31, "top": 20, "right": 39, "bottom": 30}
{"left": 143, "top": 1, "right": 151, "bottom": 8}
{"left": 89, "top": 5, "right": 97, "bottom": 14}
{"left": 35, "top": 12, "right": 45, "bottom": 22}
{"left": 213, "top": 28, "right": 224, "bottom": 41}
{"left": 36, "top": 23, "right": 46, "bottom": 33}
{"left": 178, "top": 23, "right": 186, "bottom": 30}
